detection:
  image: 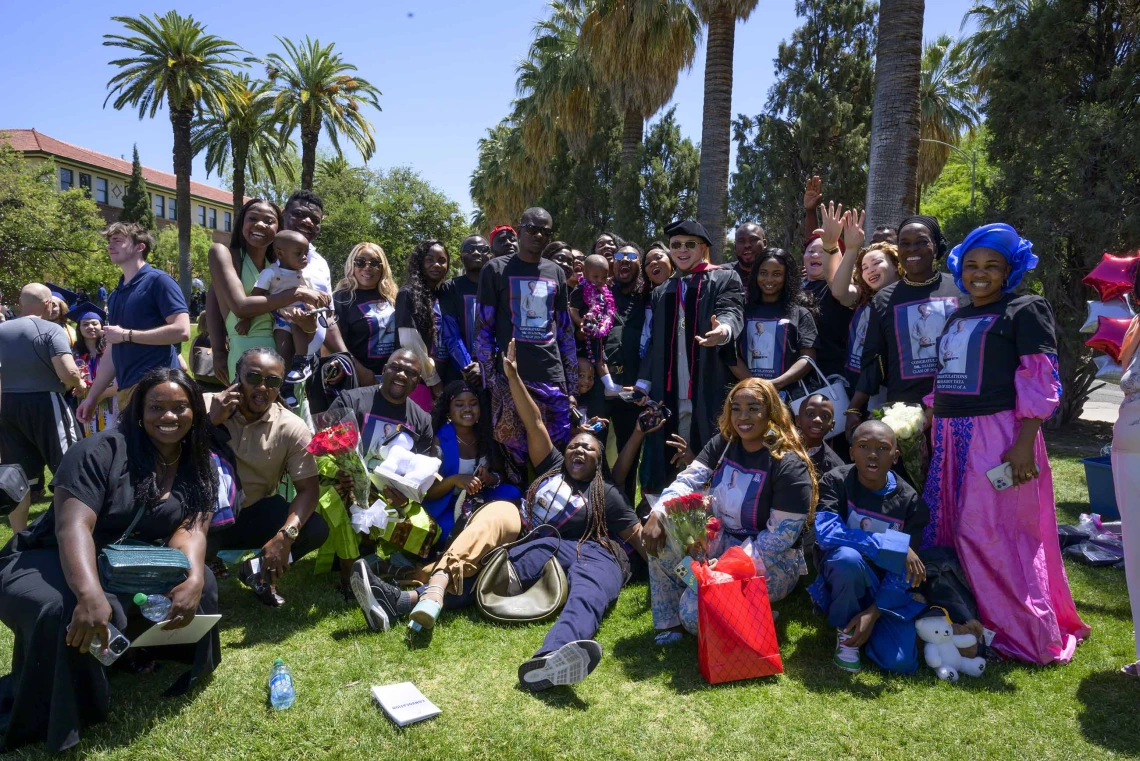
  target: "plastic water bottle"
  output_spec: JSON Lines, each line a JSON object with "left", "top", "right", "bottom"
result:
{"left": 134, "top": 593, "right": 172, "bottom": 623}
{"left": 268, "top": 659, "right": 295, "bottom": 710}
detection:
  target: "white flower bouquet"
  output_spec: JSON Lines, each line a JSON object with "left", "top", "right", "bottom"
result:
{"left": 874, "top": 403, "right": 927, "bottom": 486}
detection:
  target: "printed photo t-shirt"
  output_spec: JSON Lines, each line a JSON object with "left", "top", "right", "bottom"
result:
{"left": 524, "top": 448, "right": 639, "bottom": 540}
{"left": 477, "top": 254, "right": 570, "bottom": 384}
{"left": 803, "top": 280, "right": 854, "bottom": 377}
{"left": 738, "top": 302, "right": 817, "bottom": 380}
{"left": 932, "top": 294, "right": 1056, "bottom": 418}
{"left": 816, "top": 464, "right": 930, "bottom": 548}
{"left": 696, "top": 434, "right": 814, "bottom": 535}
{"left": 327, "top": 385, "right": 433, "bottom": 460}
{"left": 436, "top": 276, "right": 480, "bottom": 354}
{"left": 333, "top": 288, "right": 397, "bottom": 375}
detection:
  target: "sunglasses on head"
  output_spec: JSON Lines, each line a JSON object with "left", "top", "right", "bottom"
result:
{"left": 670, "top": 240, "right": 701, "bottom": 250}
{"left": 243, "top": 371, "right": 283, "bottom": 389}
{"left": 519, "top": 223, "right": 553, "bottom": 237}
{"left": 354, "top": 258, "right": 384, "bottom": 270}
{"left": 462, "top": 244, "right": 491, "bottom": 255}
{"left": 613, "top": 251, "right": 639, "bottom": 261}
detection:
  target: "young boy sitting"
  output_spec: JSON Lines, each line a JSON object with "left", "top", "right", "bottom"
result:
{"left": 808, "top": 420, "right": 930, "bottom": 674}
{"left": 796, "top": 394, "right": 844, "bottom": 476}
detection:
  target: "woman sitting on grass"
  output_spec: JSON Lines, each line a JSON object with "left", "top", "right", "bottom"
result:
{"left": 643, "top": 377, "right": 817, "bottom": 644}
{"left": 0, "top": 367, "right": 220, "bottom": 754}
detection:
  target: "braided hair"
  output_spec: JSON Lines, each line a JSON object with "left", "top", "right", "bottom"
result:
{"left": 403, "top": 238, "right": 448, "bottom": 347}
{"left": 524, "top": 434, "right": 616, "bottom": 558}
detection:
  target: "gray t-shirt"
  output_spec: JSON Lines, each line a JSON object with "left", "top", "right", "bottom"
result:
{"left": 0, "top": 317, "right": 72, "bottom": 393}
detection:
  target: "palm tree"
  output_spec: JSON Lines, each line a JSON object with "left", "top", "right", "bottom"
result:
{"left": 191, "top": 73, "right": 296, "bottom": 217}
{"left": 864, "top": 0, "right": 925, "bottom": 240}
{"left": 962, "top": 0, "right": 1043, "bottom": 95}
{"left": 918, "top": 35, "right": 981, "bottom": 194}
{"left": 470, "top": 121, "right": 546, "bottom": 229}
{"left": 692, "top": 0, "right": 759, "bottom": 261}
{"left": 104, "top": 11, "right": 243, "bottom": 296}
{"left": 259, "top": 36, "right": 382, "bottom": 190}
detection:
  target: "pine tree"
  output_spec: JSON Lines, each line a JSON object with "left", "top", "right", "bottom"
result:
{"left": 119, "top": 144, "right": 156, "bottom": 230}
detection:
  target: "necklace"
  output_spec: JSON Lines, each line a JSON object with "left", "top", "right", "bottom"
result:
{"left": 454, "top": 429, "right": 477, "bottom": 449}
{"left": 901, "top": 271, "right": 940, "bottom": 287}
{"left": 155, "top": 446, "right": 182, "bottom": 468}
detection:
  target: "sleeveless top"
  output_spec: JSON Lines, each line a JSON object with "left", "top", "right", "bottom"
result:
{"left": 224, "top": 251, "right": 276, "bottom": 377}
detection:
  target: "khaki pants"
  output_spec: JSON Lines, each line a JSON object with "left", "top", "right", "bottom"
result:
{"left": 114, "top": 384, "right": 136, "bottom": 414}
{"left": 419, "top": 500, "right": 522, "bottom": 594}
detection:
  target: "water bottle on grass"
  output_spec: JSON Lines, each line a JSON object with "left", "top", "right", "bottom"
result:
{"left": 269, "top": 659, "right": 295, "bottom": 709}
{"left": 134, "top": 593, "right": 172, "bottom": 623}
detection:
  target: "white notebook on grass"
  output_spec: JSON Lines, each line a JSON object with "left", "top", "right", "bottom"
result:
{"left": 371, "top": 682, "right": 441, "bottom": 727}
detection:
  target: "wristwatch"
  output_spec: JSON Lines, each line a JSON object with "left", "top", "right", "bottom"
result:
{"left": 279, "top": 525, "right": 300, "bottom": 542}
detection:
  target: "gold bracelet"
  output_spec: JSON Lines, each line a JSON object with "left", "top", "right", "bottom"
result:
{"left": 844, "top": 408, "right": 863, "bottom": 416}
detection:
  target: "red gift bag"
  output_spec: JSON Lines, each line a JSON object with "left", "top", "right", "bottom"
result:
{"left": 697, "top": 574, "right": 783, "bottom": 684}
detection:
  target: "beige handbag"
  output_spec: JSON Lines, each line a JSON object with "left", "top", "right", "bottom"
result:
{"left": 475, "top": 525, "right": 568, "bottom": 625}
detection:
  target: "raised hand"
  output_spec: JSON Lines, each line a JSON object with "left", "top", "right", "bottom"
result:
{"left": 843, "top": 209, "right": 866, "bottom": 252}
{"left": 209, "top": 383, "right": 242, "bottom": 426}
{"left": 503, "top": 339, "right": 519, "bottom": 379}
{"left": 803, "top": 175, "right": 823, "bottom": 210}
{"left": 666, "top": 434, "right": 695, "bottom": 468}
{"left": 820, "top": 201, "right": 845, "bottom": 251}
{"left": 695, "top": 314, "right": 731, "bottom": 347}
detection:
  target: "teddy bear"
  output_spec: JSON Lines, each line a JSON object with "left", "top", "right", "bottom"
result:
{"left": 915, "top": 612, "right": 987, "bottom": 682}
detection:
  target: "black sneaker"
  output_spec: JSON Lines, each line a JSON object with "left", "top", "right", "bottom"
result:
{"left": 286, "top": 354, "right": 314, "bottom": 384}
{"left": 518, "top": 640, "right": 603, "bottom": 691}
{"left": 281, "top": 382, "right": 299, "bottom": 408}
{"left": 349, "top": 558, "right": 404, "bottom": 632}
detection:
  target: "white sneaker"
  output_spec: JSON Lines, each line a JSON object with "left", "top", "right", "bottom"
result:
{"left": 518, "top": 640, "right": 603, "bottom": 691}
{"left": 834, "top": 628, "right": 862, "bottom": 672}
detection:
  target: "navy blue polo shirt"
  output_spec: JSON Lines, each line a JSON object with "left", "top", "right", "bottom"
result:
{"left": 107, "top": 264, "right": 188, "bottom": 388}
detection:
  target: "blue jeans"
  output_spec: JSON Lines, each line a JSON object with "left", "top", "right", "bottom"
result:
{"left": 820, "top": 546, "right": 919, "bottom": 674}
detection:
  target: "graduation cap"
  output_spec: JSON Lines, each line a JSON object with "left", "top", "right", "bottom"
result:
{"left": 67, "top": 301, "right": 107, "bottom": 324}
{"left": 663, "top": 219, "right": 712, "bottom": 247}
{"left": 45, "top": 282, "right": 78, "bottom": 308}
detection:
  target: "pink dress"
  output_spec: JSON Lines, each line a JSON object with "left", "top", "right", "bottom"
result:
{"left": 922, "top": 353, "right": 1088, "bottom": 664}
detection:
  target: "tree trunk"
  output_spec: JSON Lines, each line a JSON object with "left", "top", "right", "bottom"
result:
{"left": 170, "top": 104, "right": 195, "bottom": 299}
{"left": 620, "top": 107, "right": 643, "bottom": 170}
{"left": 231, "top": 137, "right": 248, "bottom": 219}
{"left": 615, "top": 107, "right": 645, "bottom": 240}
{"left": 300, "top": 123, "right": 320, "bottom": 191}
{"left": 864, "top": 0, "right": 925, "bottom": 241}
{"left": 697, "top": 5, "right": 736, "bottom": 262}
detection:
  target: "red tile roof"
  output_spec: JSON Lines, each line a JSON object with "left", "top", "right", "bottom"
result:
{"left": 1, "top": 128, "right": 240, "bottom": 207}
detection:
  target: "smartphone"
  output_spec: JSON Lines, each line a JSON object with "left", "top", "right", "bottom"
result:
{"left": 618, "top": 388, "right": 647, "bottom": 404}
{"left": 673, "top": 558, "right": 699, "bottom": 593}
{"left": 986, "top": 462, "right": 1014, "bottom": 491}
{"left": 570, "top": 406, "right": 587, "bottom": 429}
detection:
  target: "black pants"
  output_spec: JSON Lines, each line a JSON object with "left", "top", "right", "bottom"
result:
{"left": 207, "top": 495, "right": 329, "bottom": 560}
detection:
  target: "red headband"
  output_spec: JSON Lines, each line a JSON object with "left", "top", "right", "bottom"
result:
{"left": 490, "top": 225, "right": 516, "bottom": 243}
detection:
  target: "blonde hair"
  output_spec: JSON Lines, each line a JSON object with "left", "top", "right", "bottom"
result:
{"left": 716, "top": 378, "right": 819, "bottom": 522}
{"left": 854, "top": 242, "right": 900, "bottom": 306}
{"left": 102, "top": 221, "right": 155, "bottom": 258}
{"left": 335, "top": 242, "right": 398, "bottom": 303}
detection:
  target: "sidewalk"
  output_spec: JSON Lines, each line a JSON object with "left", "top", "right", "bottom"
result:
{"left": 1080, "top": 382, "right": 1122, "bottom": 423}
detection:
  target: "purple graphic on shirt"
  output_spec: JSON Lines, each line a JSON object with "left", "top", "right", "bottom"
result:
{"left": 935, "top": 314, "right": 997, "bottom": 395}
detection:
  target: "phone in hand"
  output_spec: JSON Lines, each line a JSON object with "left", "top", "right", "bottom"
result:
{"left": 986, "top": 462, "right": 1014, "bottom": 491}
{"left": 619, "top": 388, "right": 647, "bottom": 404}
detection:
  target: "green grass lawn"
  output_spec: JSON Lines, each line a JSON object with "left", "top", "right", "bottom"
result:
{"left": 2, "top": 421, "right": 1137, "bottom": 760}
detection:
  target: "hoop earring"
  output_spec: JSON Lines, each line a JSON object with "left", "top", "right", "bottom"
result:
{"left": 138, "top": 419, "right": 143, "bottom": 427}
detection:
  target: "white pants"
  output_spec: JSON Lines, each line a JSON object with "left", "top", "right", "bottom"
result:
{"left": 1111, "top": 395, "right": 1140, "bottom": 660}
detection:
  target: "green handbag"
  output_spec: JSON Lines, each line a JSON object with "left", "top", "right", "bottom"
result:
{"left": 475, "top": 525, "right": 568, "bottom": 625}
{"left": 98, "top": 502, "right": 191, "bottom": 595}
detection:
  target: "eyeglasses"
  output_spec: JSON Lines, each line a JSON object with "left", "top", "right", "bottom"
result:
{"left": 670, "top": 240, "right": 701, "bottom": 250}
{"left": 519, "top": 223, "right": 553, "bottom": 237}
{"left": 613, "top": 251, "right": 639, "bottom": 262}
{"left": 354, "top": 258, "right": 384, "bottom": 270}
{"left": 243, "top": 371, "right": 283, "bottom": 389}
{"left": 462, "top": 244, "right": 491, "bottom": 255}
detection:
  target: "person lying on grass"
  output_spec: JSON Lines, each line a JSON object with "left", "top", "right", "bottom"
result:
{"left": 807, "top": 420, "right": 929, "bottom": 674}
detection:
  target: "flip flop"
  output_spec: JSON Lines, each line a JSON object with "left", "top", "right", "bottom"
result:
{"left": 655, "top": 630, "right": 684, "bottom": 646}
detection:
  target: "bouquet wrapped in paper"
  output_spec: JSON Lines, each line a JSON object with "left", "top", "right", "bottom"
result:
{"left": 369, "top": 444, "right": 442, "bottom": 505}
{"left": 661, "top": 493, "right": 719, "bottom": 561}
{"left": 309, "top": 410, "right": 371, "bottom": 511}
{"left": 875, "top": 402, "right": 927, "bottom": 487}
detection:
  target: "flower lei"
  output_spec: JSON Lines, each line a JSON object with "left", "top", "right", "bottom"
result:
{"left": 581, "top": 281, "right": 615, "bottom": 338}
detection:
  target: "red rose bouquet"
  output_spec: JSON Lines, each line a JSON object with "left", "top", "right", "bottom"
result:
{"left": 662, "top": 493, "right": 720, "bottom": 560}
{"left": 309, "top": 410, "right": 370, "bottom": 510}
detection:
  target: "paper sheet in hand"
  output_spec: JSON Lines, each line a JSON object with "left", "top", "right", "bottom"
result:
{"left": 371, "top": 682, "right": 441, "bottom": 726}
{"left": 129, "top": 615, "right": 221, "bottom": 648}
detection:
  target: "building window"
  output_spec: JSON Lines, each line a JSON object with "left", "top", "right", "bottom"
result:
{"left": 59, "top": 168, "right": 73, "bottom": 191}
{"left": 168, "top": 198, "right": 176, "bottom": 220}
{"left": 208, "top": 208, "right": 217, "bottom": 229}
{"left": 198, "top": 205, "right": 206, "bottom": 226}
{"left": 223, "top": 211, "right": 232, "bottom": 233}
{"left": 153, "top": 194, "right": 165, "bottom": 219}
{"left": 95, "top": 178, "right": 108, "bottom": 204}
{"left": 79, "top": 173, "right": 91, "bottom": 197}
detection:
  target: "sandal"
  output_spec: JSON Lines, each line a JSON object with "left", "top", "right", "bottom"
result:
{"left": 408, "top": 583, "right": 446, "bottom": 633}
{"left": 655, "top": 630, "right": 684, "bottom": 646}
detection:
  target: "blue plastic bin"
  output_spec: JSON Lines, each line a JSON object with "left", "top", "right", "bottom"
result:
{"left": 1080, "top": 455, "right": 1120, "bottom": 520}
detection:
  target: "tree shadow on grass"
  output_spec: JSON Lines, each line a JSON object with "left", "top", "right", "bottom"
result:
{"left": 1075, "top": 670, "right": 1140, "bottom": 756}
{"left": 217, "top": 563, "right": 353, "bottom": 649}
{"left": 512, "top": 682, "right": 590, "bottom": 709}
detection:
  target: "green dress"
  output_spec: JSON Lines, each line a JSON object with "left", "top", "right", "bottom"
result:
{"left": 224, "top": 251, "right": 276, "bottom": 378}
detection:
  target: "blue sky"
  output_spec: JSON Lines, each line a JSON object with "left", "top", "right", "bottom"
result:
{"left": 0, "top": 1, "right": 975, "bottom": 217}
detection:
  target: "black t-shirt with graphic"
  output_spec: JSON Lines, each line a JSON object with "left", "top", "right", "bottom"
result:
{"left": 843, "top": 302, "right": 873, "bottom": 387}
{"left": 817, "top": 464, "right": 930, "bottom": 549}
{"left": 738, "top": 302, "right": 817, "bottom": 380}
{"left": 477, "top": 254, "right": 570, "bottom": 383}
{"left": 803, "top": 280, "right": 854, "bottom": 377}
{"left": 810, "top": 442, "right": 845, "bottom": 478}
{"left": 524, "top": 448, "right": 639, "bottom": 540}
{"left": 333, "top": 288, "right": 398, "bottom": 375}
{"left": 856, "top": 274, "right": 969, "bottom": 404}
{"left": 932, "top": 294, "right": 1056, "bottom": 418}
{"left": 695, "top": 434, "right": 814, "bottom": 535}
{"left": 436, "top": 276, "right": 480, "bottom": 356}
{"left": 327, "top": 385, "right": 433, "bottom": 460}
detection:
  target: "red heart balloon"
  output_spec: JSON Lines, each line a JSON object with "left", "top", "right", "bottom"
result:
{"left": 1082, "top": 253, "right": 1140, "bottom": 302}
{"left": 1084, "top": 315, "right": 1133, "bottom": 362}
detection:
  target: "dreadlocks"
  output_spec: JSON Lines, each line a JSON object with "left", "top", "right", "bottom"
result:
{"left": 403, "top": 238, "right": 447, "bottom": 347}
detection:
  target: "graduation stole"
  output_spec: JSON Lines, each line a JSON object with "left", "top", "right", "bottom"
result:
{"left": 667, "top": 260, "right": 715, "bottom": 395}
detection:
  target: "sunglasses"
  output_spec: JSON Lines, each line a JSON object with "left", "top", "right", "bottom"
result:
{"left": 354, "top": 258, "right": 384, "bottom": 270}
{"left": 519, "top": 223, "right": 553, "bottom": 237}
{"left": 462, "top": 244, "right": 491, "bottom": 255}
{"left": 613, "top": 251, "right": 639, "bottom": 262}
{"left": 670, "top": 240, "right": 701, "bottom": 250}
{"left": 243, "top": 371, "right": 283, "bottom": 389}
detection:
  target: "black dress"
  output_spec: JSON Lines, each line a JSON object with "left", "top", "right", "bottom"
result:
{"left": 0, "top": 429, "right": 219, "bottom": 754}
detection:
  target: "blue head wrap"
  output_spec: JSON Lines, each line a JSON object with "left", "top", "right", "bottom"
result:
{"left": 946, "top": 223, "right": 1038, "bottom": 295}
